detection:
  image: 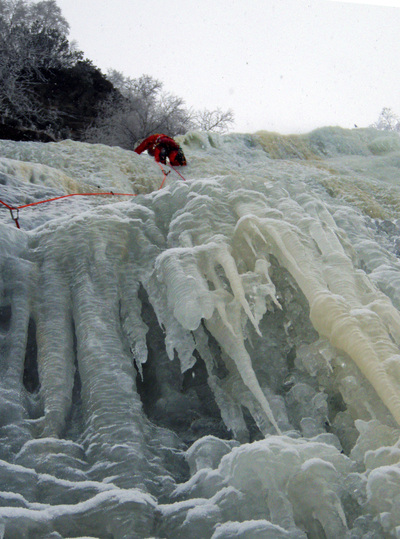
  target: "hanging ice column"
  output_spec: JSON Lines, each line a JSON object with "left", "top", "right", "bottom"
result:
{"left": 232, "top": 191, "right": 400, "bottom": 428}
{"left": 0, "top": 226, "right": 35, "bottom": 443}
{"left": 23, "top": 203, "right": 181, "bottom": 491}
{"left": 155, "top": 239, "right": 282, "bottom": 433}
{"left": 152, "top": 169, "right": 400, "bottom": 435}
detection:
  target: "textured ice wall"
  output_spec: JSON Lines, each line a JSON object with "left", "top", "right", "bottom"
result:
{"left": 0, "top": 129, "right": 400, "bottom": 537}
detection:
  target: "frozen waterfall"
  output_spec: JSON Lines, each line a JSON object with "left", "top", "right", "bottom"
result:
{"left": 1, "top": 127, "right": 400, "bottom": 537}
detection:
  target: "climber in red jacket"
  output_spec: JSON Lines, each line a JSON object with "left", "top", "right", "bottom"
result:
{"left": 134, "top": 134, "right": 187, "bottom": 166}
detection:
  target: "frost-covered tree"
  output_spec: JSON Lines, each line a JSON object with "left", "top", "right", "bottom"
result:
{"left": 191, "top": 107, "right": 235, "bottom": 134}
{"left": 28, "top": 0, "right": 69, "bottom": 34}
{"left": 0, "top": 0, "right": 74, "bottom": 74}
{"left": 85, "top": 70, "right": 235, "bottom": 148}
{"left": 84, "top": 73, "right": 193, "bottom": 149}
{"left": 0, "top": 0, "right": 69, "bottom": 34}
{"left": 371, "top": 107, "right": 400, "bottom": 132}
{"left": 0, "top": 0, "right": 80, "bottom": 127}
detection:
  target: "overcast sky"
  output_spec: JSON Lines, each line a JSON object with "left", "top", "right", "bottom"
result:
{"left": 56, "top": 0, "right": 400, "bottom": 134}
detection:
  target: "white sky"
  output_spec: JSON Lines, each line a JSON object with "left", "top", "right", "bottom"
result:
{"left": 55, "top": 0, "right": 400, "bottom": 134}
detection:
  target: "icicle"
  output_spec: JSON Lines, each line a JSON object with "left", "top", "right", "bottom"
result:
{"left": 144, "top": 271, "right": 197, "bottom": 372}
{"left": 254, "top": 257, "right": 281, "bottom": 310}
{"left": 119, "top": 275, "right": 148, "bottom": 379}
{"left": 165, "top": 321, "right": 197, "bottom": 372}
{"left": 193, "top": 326, "right": 249, "bottom": 440}
{"left": 240, "top": 213, "right": 400, "bottom": 428}
{"left": 205, "top": 308, "right": 281, "bottom": 434}
{"left": 155, "top": 248, "right": 214, "bottom": 331}
{"left": 214, "top": 244, "right": 262, "bottom": 336}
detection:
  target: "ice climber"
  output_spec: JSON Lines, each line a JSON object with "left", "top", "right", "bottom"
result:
{"left": 134, "top": 134, "right": 187, "bottom": 166}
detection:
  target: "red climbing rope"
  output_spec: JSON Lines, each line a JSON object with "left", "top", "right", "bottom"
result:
{"left": 157, "top": 162, "right": 187, "bottom": 188}
{"left": 168, "top": 164, "right": 187, "bottom": 182}
{"left": 1, "top": 192, "right": 136, "bottom": 229}
{"left": 0, "top": 160, "right": 187, "bottom": 229}
{"left": 0, "top": 198, "right": 15, "bottom": 211}
{"left": 17, "top": 191, "right": 136, "bottom": 209}
{"left": 157, "top": 162, "right": 170, "bottom": 189}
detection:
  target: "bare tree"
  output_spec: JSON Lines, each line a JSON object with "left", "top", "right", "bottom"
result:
{"left": 191, "top": 107, "right": 235, "bottom": 133}
{"left": 371, "top": 107, "right": 400, "bottom": 132}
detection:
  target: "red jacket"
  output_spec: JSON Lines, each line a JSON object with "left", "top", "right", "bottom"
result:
{"left": 134, "top": 134, "right": 186, "bottom": 166}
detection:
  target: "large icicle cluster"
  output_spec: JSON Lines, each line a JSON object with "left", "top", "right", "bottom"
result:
{"left": 1, "top": 129, "right": 400, "bottom": 537}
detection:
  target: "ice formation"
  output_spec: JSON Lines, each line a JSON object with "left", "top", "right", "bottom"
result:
{"left": 1, "top": 127, "right": 400, "bottom": 537}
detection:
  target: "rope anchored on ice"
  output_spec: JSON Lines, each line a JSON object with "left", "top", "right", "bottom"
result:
{"left": 0, "top": 199, "right": 21, "bottom": 228}
{"left": 0, "top": 156, "right": 186, "bottom": 228}
{"left": 0, "top": 192, "right": 137, "bottom": 228}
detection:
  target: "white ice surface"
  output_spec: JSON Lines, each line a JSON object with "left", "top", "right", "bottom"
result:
{"left": 1, "top": 128, "right": 400, "bottom": 537}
